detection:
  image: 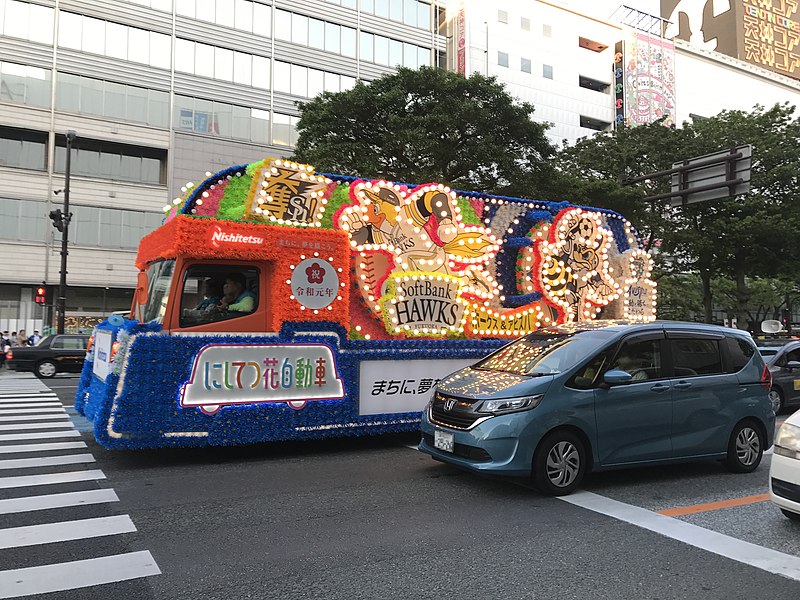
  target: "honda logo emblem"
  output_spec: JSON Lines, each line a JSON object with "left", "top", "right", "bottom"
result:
{"left": 443, "top": 399, "right": 456, "bottom": 411}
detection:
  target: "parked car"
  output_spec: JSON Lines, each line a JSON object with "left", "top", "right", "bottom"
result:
{"left": 769, "top": 408, "right": 800, "bottom": 522}
{"left": 419, "top": 321, "right": 774, "bottom": 495}
{"left": 6, "top": 334, "right": 90, "bottom": 378}
{"left": 754, "top": 339, "right": 800, "bottom": 414}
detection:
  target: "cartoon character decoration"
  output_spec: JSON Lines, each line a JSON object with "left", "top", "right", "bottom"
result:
{"left": 339, "top": 181, "right": 500, "bottom": 322}
{"left": 538, "top": 209, "right": 620, "bottom": 322}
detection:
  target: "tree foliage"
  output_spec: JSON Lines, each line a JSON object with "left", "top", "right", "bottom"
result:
{"left": 557, "top": 103, "right": 800, "bottom": 327}
{"left": 292, "top": 67, "right": 556, "bottom": 196}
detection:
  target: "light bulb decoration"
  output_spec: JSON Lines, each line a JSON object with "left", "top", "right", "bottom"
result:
{"left": 337, "top": 180, "right": 500, "bottom": 334}
{"left": 245, "top": 159, "right": 332, "bottom": 227}
{"left": 537, "top": 208, "right": 620, "bottom": 323}
{"left": 615, "top": 248, "right": 658, "bottom": 321}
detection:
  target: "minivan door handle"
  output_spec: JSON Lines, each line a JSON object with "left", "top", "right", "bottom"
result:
{"left": 673, "top": 381, "right": 692, "bottom": 390}
{"left": 650, "top": 383, "right": 671, "bottom": 392}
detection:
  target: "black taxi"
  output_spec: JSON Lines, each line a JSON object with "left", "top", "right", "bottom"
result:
{"left": 6, "top": 334, "right": 90, "bottom": 378}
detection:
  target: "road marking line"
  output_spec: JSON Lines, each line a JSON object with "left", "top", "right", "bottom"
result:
{"left": 0, "top": 453, "right": 95, "bottom": 470}
{"left": 0, "top": 414, "right": 70, "bottom": 422}
{"left": 0, "top": 488, "right": 118, "bottom": 515}
{"left": 0, "top": 422, "right": 75, "bottom": 432}
{"left": 657, "top": 494, "right": 771, "bottom": 517}
{"left": 0, "top": 469, "right": 105, "bottom": 490}
{"left": 0, "top": 430, "right": 80, "bottom": 442}
{"left": 0, "top": 395, "right": 59, "bottom": 402}
{"left": 0, "top": 408, "right": 66, "bottom": 415}
{"left": 0, "top": 442, "right": 87, "bottom": 454}
{"left": 561, "top": 491, "right": 800, "bottom": 582}
{"left": 0, "top": 550, "right": 160, "bottom": 598}
{"left": 0, "top": 403, "right": 63, "bottom": 409}
{"left": 0, "top": 515, "right": 135, "bottom": 550}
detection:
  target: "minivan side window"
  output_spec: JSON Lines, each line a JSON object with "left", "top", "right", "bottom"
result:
{"left": 670, "top": 339, "right": 723, "bottom": 377}
{"left": 723, "top": 337, "right": 755, "bottom": 373}
{"left": 775, "top": 347, "right": 800, "bottom": 368}
{"left": 609, "top": 338, "right": 662, "bottom": 381}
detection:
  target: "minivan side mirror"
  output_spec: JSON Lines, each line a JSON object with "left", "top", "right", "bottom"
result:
{"left": 786, "top": 360, "right": 800, "bottom": 370}
{"left": 603, "top": 369, "right": 634, "bottom": 386}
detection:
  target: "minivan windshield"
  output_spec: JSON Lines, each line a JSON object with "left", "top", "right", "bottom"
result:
{"left": 140, "top": 260, "right": 175, "bottom": 324}
{"left": 474, "top": 329, "right": 612, "bottom": 376}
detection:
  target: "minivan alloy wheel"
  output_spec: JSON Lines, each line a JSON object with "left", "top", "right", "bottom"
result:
{"left": 735, "top": 427, "right": 761, "bottom": 467}
{"left": 546, "top": 441, "right": 580, "bottom": 488}
{"left": 768, "top": 388, "right": 783, "bottom": 414}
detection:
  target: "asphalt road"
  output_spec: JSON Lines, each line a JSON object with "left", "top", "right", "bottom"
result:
{"left": 1, "top": 372, "right": 799, "bottom": 599}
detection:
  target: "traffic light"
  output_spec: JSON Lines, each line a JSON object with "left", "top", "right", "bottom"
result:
{"left": 49, "top": 209, "right": 64, "bottom": 232}
{"left": 34, "top": 286, "right": 46, "bottom": 304}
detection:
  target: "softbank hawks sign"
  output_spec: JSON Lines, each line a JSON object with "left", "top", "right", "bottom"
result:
{"left": 385, "top": 276, "right": 465, "bottom": 334}
{"left": 210, "top": 226, "right": 264, "bottom": 248}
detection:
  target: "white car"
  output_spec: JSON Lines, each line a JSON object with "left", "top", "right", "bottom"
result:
{"left": 770, "top": 408, "right": 800, "bottom": 521}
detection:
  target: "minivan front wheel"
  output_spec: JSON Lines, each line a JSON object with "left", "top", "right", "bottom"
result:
{"left": 769, "top": 388, "right": 784, "bottom": 414}
{"left": 724, "top": 420, "right": 764, "bottom": 473}
{"left": 533, "top": 430, "right": 586, "bottom": 496}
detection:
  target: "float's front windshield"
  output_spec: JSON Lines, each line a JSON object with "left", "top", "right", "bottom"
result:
{"left": 140, "top": 260, "right": 175, "bottom": 324}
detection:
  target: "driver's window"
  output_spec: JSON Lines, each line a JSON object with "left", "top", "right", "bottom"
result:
{"left": 610, "top": 338, "right": 661, "bottom": 382}
{"left": 785, "top": 348, "right": 800, "bottom": 364}
{"left": 180, "top": 265, "right": 259, "bottom": 327}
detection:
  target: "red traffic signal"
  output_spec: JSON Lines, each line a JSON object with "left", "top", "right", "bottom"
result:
{"left": 35, "top": 286, "right": 46, "bottom": 304}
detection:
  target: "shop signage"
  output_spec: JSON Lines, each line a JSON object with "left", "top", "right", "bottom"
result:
{"left": 358, "top": 358, "right": 475, "bottom": 416}
{"left": 180, "top": 343, "right": 345, "bottom": 415}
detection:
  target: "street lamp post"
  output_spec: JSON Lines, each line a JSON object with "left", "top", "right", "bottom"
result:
{"left": 54, "top": 130, "right": 76, "bottom": 334}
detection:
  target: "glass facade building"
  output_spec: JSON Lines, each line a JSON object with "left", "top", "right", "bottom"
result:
{"left": 0, "top": 0, "right": 442, "bottom": 327}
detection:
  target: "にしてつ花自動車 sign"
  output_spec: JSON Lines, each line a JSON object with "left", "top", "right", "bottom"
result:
{"left": 179, "top": 344, "right": 345, "bottom": 415}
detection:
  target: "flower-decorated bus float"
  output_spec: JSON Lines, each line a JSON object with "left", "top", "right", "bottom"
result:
{"left": 74, "top": 158, "right": 656, "bottom": 449}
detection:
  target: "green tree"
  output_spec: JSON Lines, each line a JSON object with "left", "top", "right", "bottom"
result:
{"left": 556, "top": 103, "right": 800, "bottom": 328}
{"left": 292, "top": 67, "right": 556, "bottom": 196}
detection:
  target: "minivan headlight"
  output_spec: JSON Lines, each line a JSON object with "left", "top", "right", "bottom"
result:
{"left": 775, "top": 423, "right": 800, "bottom": 459}
{"left": 478, "top": 395, "right": 543, "bottom": 415}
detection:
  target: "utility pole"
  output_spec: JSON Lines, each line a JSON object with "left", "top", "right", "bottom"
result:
{"left": 50, "top": 130, "right": 76, "bottom": 334}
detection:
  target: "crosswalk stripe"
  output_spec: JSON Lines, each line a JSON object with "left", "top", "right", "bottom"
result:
{"left": 0, "top": 453, "right": 95, "bottom": 470}
{"left": 0, "top": 488, "right": 118, "bottom": 515}
{"left": 0, "top": 430, "right": 80, "bottom": 442}
{"left": 0, "top": 422, "right": 75, "bottom": 432}
{"left": 0, "top": 514, "right": 136, "bottom": 550}
{"left": 0, "top": 403, "right": 63, "bottom": 409}
{"left": 0, "top": 442, "right": 87, "bottom": 454}
{"left": 0, "top": 414, "right": 70, "bottom": 422}
{"left": 0, "top": 550, "right": 160, "bottom": 598}
{"left": 0, "top": 469, "right": 104, "bottom": 490}
{"left": 0, "top": 395, "right": 59, "bottom": 401}
{"left": 0, "top": 408, "right": 66, "bottom": 415}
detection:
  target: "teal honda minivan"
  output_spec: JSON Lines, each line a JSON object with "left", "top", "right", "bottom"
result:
{"left": 419, "top": 321, "right": 774, "bottom": 495}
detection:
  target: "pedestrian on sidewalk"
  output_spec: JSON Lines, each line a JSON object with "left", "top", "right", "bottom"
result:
{"left": 28, "top": 330, "right": 41, "bottom": 346}
{"left": 0, "top": 331, "right": 8, "bottom": 369}
{"left": 16, "top": 330, "right": 27, "bottom": 347}
{"left": 9, "top": 332, "right": 17, "bottom": 347}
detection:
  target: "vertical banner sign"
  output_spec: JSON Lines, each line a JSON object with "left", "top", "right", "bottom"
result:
{"left": 456, "top": 3, "right": 466, "bottom": 75}
{"left": 613, "top": 41, "right": 625, "bottom": 128}
{"left": 740, "top": 0, "right": 800, "bottom": 78}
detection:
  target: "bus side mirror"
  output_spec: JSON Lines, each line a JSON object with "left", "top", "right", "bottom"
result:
{"left": 135, "top": 271, "right": 148, "bottom": 321}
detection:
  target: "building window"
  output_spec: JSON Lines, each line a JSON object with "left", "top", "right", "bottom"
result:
{"left": 521, "top": 58, "right": 531, "bottom": 73}
{"left": 498, "top": 51, "right": 509, "bottom": 68}
{"left": 579, "top": 36, "right": 608, "bottom": 53}
{"left": 0, "top": 198, "right": 46, "bottom": 242}
{"left": 176, "top": 0, "right": 272, "bottom": 35}
{"left": 1, "top": 0, "right": 54, "bottom": 45}
{"left": 273, "top": 113, "right": 300, "bottom": 147}
{"left": 0, "top": 126, "right": 47, "bottom": 170}
{"left": 359, "top": 0, "right": 430, "bottom": 29}
{"left": 579, "top": 75, "right": 610, "bottom": 93}
{"left": 580, "top": 115, "right": 611, "bottom": 131}
{"left": 174, "top": 95, "right": 277, "bottom": 145}
{"left": 521, "top": 17, "right": 530, "bottom": 31}
{"left": 498, "top": 10, "right": 508, "bottom": 24}
{"left": 543, "top": 64, "right": 553, "bottom": 79}
{"left": 175, "top": 38, "right": 270, "bottom": 89}
{"left": 70, "top": 205, "right": 164, "bottom": 249}
{"left": 0, "top": 61, "right": 51, "bottom": 108}
{"left": 57, "top": 11, "right": 171, "bottom": 70}
{"left": 54, "top": 136, "right": 166, "bottom": 185}
{"left": 55, "top": 72, "right": 169, "bottom": 128}
{"left": 543, "top": 24, "right": 552, "bottom": 37}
